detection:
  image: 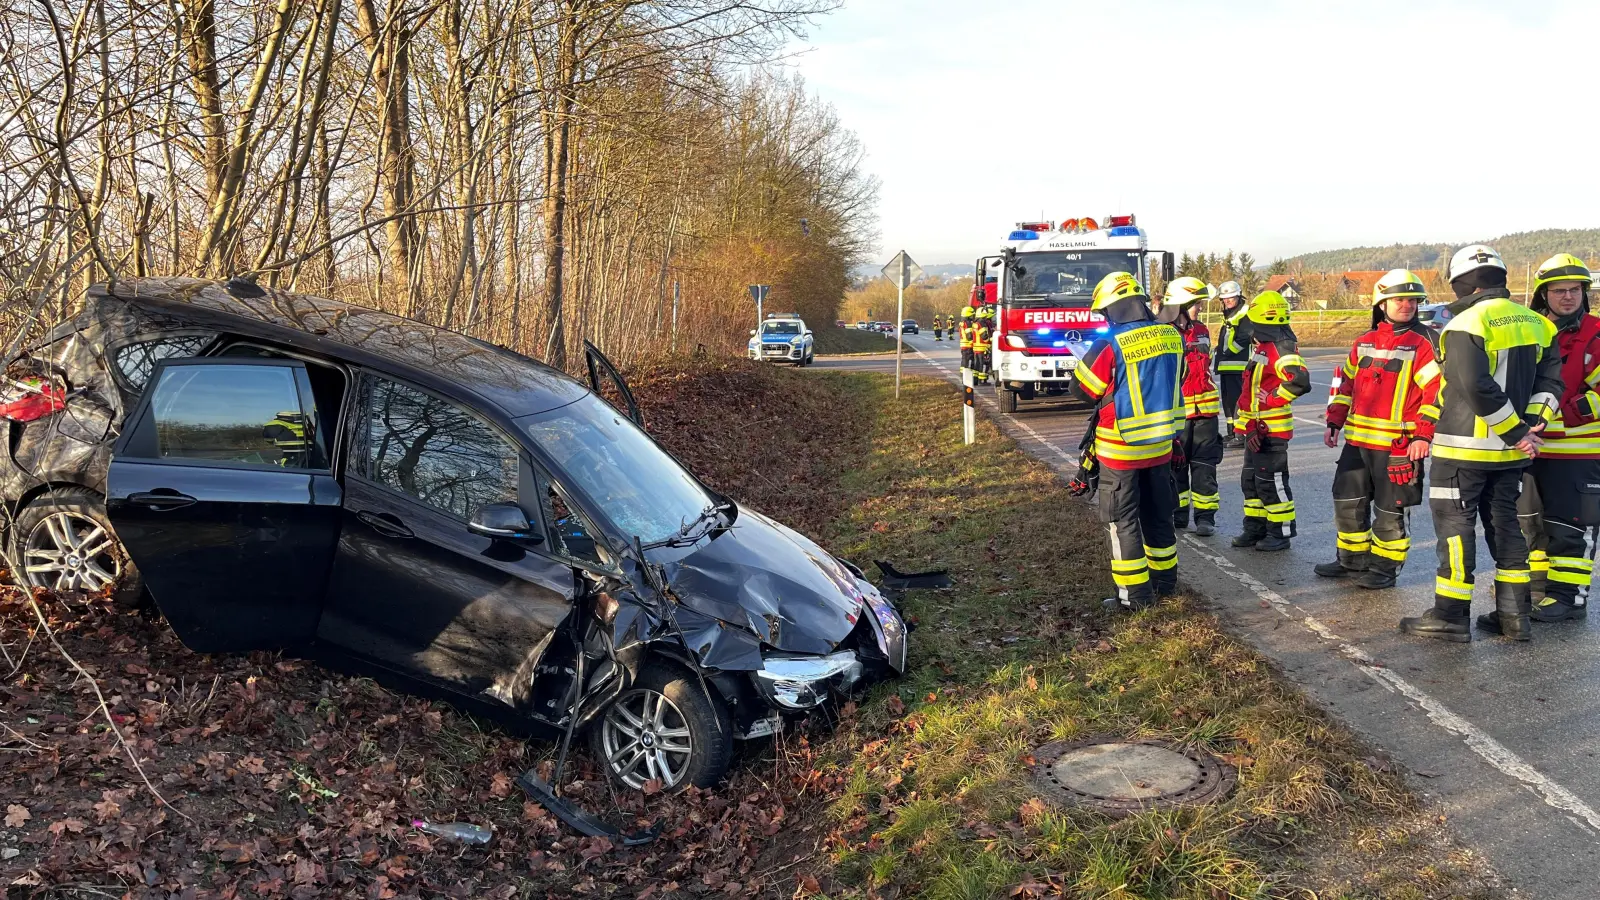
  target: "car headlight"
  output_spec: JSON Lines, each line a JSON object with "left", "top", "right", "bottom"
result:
{"left": 1005, "top": 334, "right": 1027, "bottom": 350}
{"left": 755, "top": 651, "right": 863, "bottom": 709}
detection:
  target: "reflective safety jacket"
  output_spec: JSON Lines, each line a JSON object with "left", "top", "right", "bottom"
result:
{"left": 1070, "top": 320, "right": 1184, "bottom": 469}
{"left": 1325, "top": 321, "right": 1441, "bottom": 451}
{"left": 1239, "top": 336, "right": 1311, "bottom": 438}
{"left": 1537, "top": 313, "right": 1600, "bottom": 459}
{"left": 1433, "top": 288, "right": 1562, "bottom": 468}
{"left": 1214, "top": 305, "right": 1250, "bottom": 374}
{"left": 972, "top": 323, "right": 992, "bottom": 353}
{"left": 1176, "top": 319, "right": 1219, "bottom": 418}
{"left": 958, "top": 322, "right": 974, "bottom": 349}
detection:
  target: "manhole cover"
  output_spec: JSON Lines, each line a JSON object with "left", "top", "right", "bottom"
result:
{"left": 1031, "top": 737, "right": 1236, "bottom": 816}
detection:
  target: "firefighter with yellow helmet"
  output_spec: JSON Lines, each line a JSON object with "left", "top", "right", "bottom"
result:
{"left": 1315, "top": 269, "right": 1441, "bottom": 589}
{"left": 1400, "top": 244, "right": 1562, "bottom": 642}
{"left": 1070, "top": 272, "right": 1184, "bottom": 611}
{"left": 1158, "top": 276, "right": 1223, "bottom": 536}
{"left": 1502, "top": 253, "right": 1600, "bottom": 627}
{"left": 958, "top": 303, "right": 977, "bottom": 372}
{"left": 972, "top": 306, "right": 995, "bottom": 382}
{"left": 1231, "top": 290, "right": 1311, "bottom": 551}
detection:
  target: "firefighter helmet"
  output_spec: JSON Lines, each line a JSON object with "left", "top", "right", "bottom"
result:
{"left": 1533, "top": 253, "right": 1592, "bottom": 292}
{"left": 1091, "top": 271, "right": 1145, "bottom": 310}
{"left": 1372, "top": 269, "right": 1427, "bottom": 306}
{"left": 975, "top": 306, "right": 995, "bottom": 319}
{"left": 1217, "top": 280, "right": 1243, "bottom": 300}
{"left": 1448, "top": 244, "right": 1506, "bottom": 283}
{"left": 961, "top": 305, "right": 975, "bottom": 318}
{"left": 1246, "top": 290, "right": 1290, "bottom": 326}
{"left": 1163, "top": 276, "right": 1214, "bottom": 307}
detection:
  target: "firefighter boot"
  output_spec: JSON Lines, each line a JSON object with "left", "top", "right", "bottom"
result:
{"left": 1530, "top": 597, "right": 1587, "bottom": 623}
{"left": 1474, "top": 582, "right": 1533, "bottom": 641}
{"left": 1194, "top": 514, "right": 1216, "bottom": 537}
{"left": 1255, "top": 535, "right": 1291, "bottom": 552}
{"left": 1399, "top": 599, "right": 1472, "bottom": 643}
{"left": 1315, "top": 552, "right": 1369, "bottom": 579}
{"left": 1355, "top": 555, "right": 1399, "bottom": 590}
{"left": 1173, "top": 510, "right": 1189, "bottom": 530}
{"left": 1231, "top": 521, "right": 1265, "bottom": 548}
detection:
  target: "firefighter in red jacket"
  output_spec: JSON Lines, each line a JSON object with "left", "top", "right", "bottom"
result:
{"left": 1315, "top": 270, "right": 1441, "bottom": 589}
{"left": 1071, "top": 271, "right": 1185, "bottom": 612}
{"left": 1159, "top": 276, "right": 1223, "bottom": 536}
{"left": 1231, "top": 290, "right": 1312, "bottom": 551}
{"left": 1507, "top": 254, "right": 1600, "bottom": 625}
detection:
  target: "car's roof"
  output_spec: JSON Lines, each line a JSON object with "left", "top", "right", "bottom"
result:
{"left": 92, "top": 277, "right": 589, "bottom": 418}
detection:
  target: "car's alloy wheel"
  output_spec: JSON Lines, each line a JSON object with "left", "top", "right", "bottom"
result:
{"left": 600, "top": 687, "right": 695, "bottom": 789}
{"left": 24, "top": 510, "right": 122, "bottom": 593}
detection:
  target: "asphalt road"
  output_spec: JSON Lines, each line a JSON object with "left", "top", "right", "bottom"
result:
{"left": 813, "top": 331, "right": 1600, "bottom": 899}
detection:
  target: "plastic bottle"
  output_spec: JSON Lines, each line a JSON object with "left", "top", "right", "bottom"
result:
{"left": 411, "top": 820, "right": 492, "bottom": 845}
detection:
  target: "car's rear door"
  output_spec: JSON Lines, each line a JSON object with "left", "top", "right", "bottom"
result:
{"left": 105, "top": 358, "right": 342, "bottom": 653}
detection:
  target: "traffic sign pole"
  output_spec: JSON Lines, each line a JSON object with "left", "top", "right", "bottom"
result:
{"left": 880, "top": 251, "right": 922, "bottom": 400}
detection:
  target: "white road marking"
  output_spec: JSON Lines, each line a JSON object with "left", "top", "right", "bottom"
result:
{"left": 1181, "top": 535, "right": 1600, "bottom": 835}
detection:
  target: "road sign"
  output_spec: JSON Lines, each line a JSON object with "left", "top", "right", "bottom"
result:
{"left": 747, "top": 284, "right": 770, "bottom": 304}
{"left": 880, "top": 251, "right": 922, "bottom": 398}
{"left": 881, "top": 251, "right": 923, "bottom": 289}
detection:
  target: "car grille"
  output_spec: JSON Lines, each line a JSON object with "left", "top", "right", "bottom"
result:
{"left": 763, "top": 344, "right": 790, "bottom": 355}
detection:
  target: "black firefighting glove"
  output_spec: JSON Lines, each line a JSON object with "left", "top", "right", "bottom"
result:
{"left": 1069, "top": 444, "right": 1099, "bottom": 497}
{"left": 1171, "top": 438, "right": 1186, "bottom": 468}
{"left": 1245, "top": 418, "right": 1267, "bottom": 453}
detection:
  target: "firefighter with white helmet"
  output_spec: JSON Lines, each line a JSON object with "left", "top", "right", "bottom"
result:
{"left": 1502, "top": 253, "right": 1600, "bottom": 627}
{"left": 1231, "top": 290, "right": 1311, "bottom": 551}
{"left": 1315, "top": 269, "right": 1441, "bottom": 589}
{"left": 1159, "top": 276, "right": 1223, "bottom": 536}
{"left": 1213, "top": 281, "right": 1250, "bottom": 446}
{"left": 1400, "top": 244, "right": 1563, "bottom": 642}
{"left": 1071, "top": 271, "right": 1184, "bottom": 611}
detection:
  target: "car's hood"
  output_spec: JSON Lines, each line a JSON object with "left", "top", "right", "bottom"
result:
{"left": 654, "top": 506, "right": 863, "bottom": 656}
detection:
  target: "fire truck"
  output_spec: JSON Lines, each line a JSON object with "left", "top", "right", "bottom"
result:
{"left": 979, "top": 216, "right": 1173, "bottom": 413}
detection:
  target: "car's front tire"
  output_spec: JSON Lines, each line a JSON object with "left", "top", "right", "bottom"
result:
{"left": 12, "top": 486, "right": 143, "bottom": 607}
{"left": 590, "top": 661, "right": 733, "bottom": 792}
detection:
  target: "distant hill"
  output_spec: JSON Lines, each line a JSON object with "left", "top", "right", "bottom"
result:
{"left": 1282, "top": 228, "right": 1600, "bottom": 273}
{"left": 852, "top": 261, "right": 974, "bottom": 282}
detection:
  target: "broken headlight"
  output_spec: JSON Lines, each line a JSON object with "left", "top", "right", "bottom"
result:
{"left": 754, "top": 651, "right": 863, "bottom": 710}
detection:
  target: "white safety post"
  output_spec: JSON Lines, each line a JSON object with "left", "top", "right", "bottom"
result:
{"left": 962, "top": 366, "right": 976, "bottom": 445}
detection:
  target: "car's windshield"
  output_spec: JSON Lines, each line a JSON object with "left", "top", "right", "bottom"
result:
{"left": 521, "top": 395, "right": 712, "bottom": 543}
{"left": 762, "top": 321, "right": 802, "bottom": 335}
{"left": 1008, "top": 250, "right": 1145, "bottom": 309}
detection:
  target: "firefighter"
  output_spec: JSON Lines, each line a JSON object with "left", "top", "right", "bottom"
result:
{"left": 262, "top": 410, "right": 311, "bottom": 465}
{"left": 958, "top": 305, "right": 976, "bottom": 372}
{"left": 1213, "top": 281, "right": 1251, "bottom": 447}
{"left": 932, "top": 313, "right": 944, "bottom": 341}
{"left": 1399, "top": 244, "right": 1562, "bottom": 642}
{"left": 1506, "top": 253, "right": 1600, "bottom": 625}
{"left": 1159, "top": 276, "right": 1223, "bottom": 536}
{"left": 1070, "top": 272, "right": 1184, "bottom": 611}
{"left": 1315, "top": 269, "right": 1441, "bottom": 589}
{"left": 1231, "top": 290, "right": 1311, "bottom": 552}
{"left": 972, "top": 306, "right": 995, "bottom": 382}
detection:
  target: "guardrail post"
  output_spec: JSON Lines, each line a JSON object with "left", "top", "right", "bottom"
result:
{"left": 962, "top": 367, "right": 975, "bottom": 445}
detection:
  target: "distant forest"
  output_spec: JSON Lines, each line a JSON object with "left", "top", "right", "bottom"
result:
{"left": 1280, "top": 228, "right": 1600, "bottom": 273}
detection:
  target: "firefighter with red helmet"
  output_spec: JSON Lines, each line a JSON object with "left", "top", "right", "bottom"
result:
{"left": 1231, "top": 290, "right": 1311, "bottom": 551}
{"left": 1504, "top": 253, "right": 1600, "bottom": 626}
{"left": 1159, "top": 276, "right": 1223, "bottom": 536}
{"left": 1315, "top": 270, "right": 1441, "bottom": 589}
{"left": 1071, "top": 271, "right": 1184, "bottom": 612}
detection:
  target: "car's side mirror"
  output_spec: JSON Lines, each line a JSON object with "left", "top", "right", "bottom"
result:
{"left": 749, "top": 329, "right": 757, "bottom": 336}
{"left": 469, "top": 503, "right": 542, "bottom": 542}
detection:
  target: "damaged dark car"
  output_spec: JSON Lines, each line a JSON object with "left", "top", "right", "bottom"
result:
{"left": 2, "top": 277, "right": 909, "bottom": 794}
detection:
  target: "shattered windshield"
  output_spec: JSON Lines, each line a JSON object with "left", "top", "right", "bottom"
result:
{"left": 521, "top": 395, "right": 712, "bottom": 543}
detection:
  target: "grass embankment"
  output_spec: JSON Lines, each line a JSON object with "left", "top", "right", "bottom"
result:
{"left": 799, "top": 373, "right": 1502, "bottom": 899}
{"left": 814, "top": 327, "right": 897, "bottom": 355}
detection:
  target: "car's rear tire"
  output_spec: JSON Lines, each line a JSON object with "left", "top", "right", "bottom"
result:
{"left": 589, "top": 661, "right": 733, "bottom": 792}
{"left": 12, "top": 486, "right": 143, "bottom": 607}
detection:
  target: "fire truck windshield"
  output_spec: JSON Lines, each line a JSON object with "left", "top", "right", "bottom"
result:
{"left": 1008, "top": 250, "right": 1144, "bottom": 308}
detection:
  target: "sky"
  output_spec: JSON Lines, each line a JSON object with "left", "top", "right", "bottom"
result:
{"left": 784, "top": 0, "right": 1600, "bottom": 267}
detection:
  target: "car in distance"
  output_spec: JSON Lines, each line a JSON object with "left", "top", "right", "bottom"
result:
{"left": 747, "top": 313, "right": 815, "bottom": 365}
{"left": 900, "top": 319, "right": 918, "bottom": 335}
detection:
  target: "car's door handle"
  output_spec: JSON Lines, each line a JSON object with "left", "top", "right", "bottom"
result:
{"left": 356, "top": 510, "right": 414, "bottom": 539}
{"left": 127, "top": 490, "right": 198, "bottom": 510}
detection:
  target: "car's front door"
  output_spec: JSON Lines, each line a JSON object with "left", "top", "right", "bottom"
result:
{"left": 583, "top": 340, "right": 643, "bottom": 427}
{"left": 105, "top": 358, "right": 342, "bottom": 653}
{"left": 318, "top": 373, "right": 577, "bottom": 711}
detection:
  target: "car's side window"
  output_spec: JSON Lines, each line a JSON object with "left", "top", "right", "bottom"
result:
{"left": 534, "top": 467, "right": 607, "bottom": 566}
{"left": 362, "top": 375, "right": 519, "bottom": 520}
{"left": 125, "top": 363, "right": 327, "bottom": 469}
{"left": 110, "top": 334, "right": 215, "bottom": 393}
